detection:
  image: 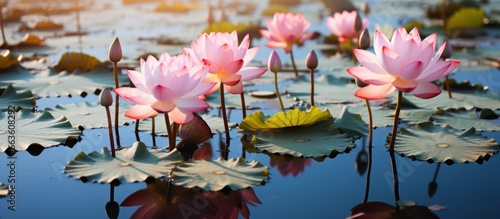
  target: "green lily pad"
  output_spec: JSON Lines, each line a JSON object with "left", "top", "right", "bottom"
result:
{"left": 141, "top": 113, "right": 236, "bottom": 136}
{"left": 326, "top": 104, "right": 395, "bottom": 128}
{"left": 0, "top": 84, "right": 36, "bottom": 111}
{"left": 0, "top": 111, "right": 81, "bottom": 153}
{"left": 432, "top": 108, "right": 500, "bottom": 131}
{"left": 0, "top": 65, "right": 129, "bottom": 98}
{"left": 45, "top": 101, "right": 134, "bottom": 129}
{"left": 399, "top": 109, "right": 435, "bottom": 125}
{"left": 171, "top": 157, "right": 269, "bottom": 191}
{"left": 64, "top": 141, "right": 183, "bottom": 184}
{"left": 251, "top": 120, "right": 354, "bottom": 157}
{"left": 285, "top": 74, "right": 361, "bottom": 104}
{"left": 333, "top": 106, "right": 368, "bottom": 138}
{"left": 239, "top": 106, "right": 332, "bottom": 132}
{"left": 402, "top": 91, "right": 500, "bottom": 110}
{"left": 392, "top": 122, "right": 499, "bottom": 163}
{"left": 0, "top": 182, "right": 9, "bottom": 197}
{"left": 205, "top": 88, "right": 297, "bottom": 110}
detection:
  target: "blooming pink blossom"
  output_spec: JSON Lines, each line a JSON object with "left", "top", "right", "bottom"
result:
{"left": 347, "top": 27, "right": 460, "bottom": 100}
{"left": 326, "top": 10, "right": 368, "bottom": 43}
{"left": 260, "top": 12, "right": 314, "bottom": 53}
{"left": 115, "top": 52, "right": 215, "bottom": 124}
{"left": 183, "top": 31, "right": 267, "bottom": 94}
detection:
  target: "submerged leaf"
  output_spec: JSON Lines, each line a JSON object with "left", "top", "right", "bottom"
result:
{"left": 64, "top": 142, "right": 183, "bottom": 184}
{"left": 0, "top": 111, "right": 81, "bottom": 153}
{"left": 0, "top": 84, "right": 36, "bottom": 111}
{"left": 171, "top": 157, "right": 269, "bottom": 191}
{"left": 392, "top": 122, "right": 499, "bottom": 163}
{"left": 239, "top": 106, "right": 332, "bottom": 132}
{"left": 432, "top": 108, "right": 500, "bottom": 131}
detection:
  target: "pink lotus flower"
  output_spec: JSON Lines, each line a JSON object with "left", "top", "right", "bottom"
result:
{"left": 260, "top": 12, "right": 314, "bottom": 53}
{"left": 183, "top": 31, "right": 267, "bottom": 94}
{"left": 326, "top": 10, "right": 368, "bottom": 43}
{"left": 347, "top": 27, "right": 460, "bottom": 100}
{"left": 115, "top": 52, "right": 215, "bottom": 124}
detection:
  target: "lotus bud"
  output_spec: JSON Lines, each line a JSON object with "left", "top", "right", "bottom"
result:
{"left": 305, "top": 50, "right": 318, "bottom": 70}
{"left": 355, "top": 78, "right": 369, "bottom": 88}
{"left": 108, "top": 37, "right": 122, "bottom": 62}
{"left": 268, "top": 50, "right": 282, "bottom": 73}
{"left": 99, "top": 88, "right": 113, "bottom": 107}
{"left": 440, "top": 41, "right": 452, "bottom": 60}
{"left": 358, "top": 29, "right": 371, "bottom": 49}
{"left": 354, "top": 12, "right": 363, "bottom": 32}
{"left": 361, "top": 2, "right": 370, "bottom": 15}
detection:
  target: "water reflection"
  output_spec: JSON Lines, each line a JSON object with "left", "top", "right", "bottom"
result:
{"left": 269, "top": 154, "right": 312, "bottom": 177}
{"left": 428, "top": 163, "right": 442, "bottom": 198}
{"left": 121, "top": 179, "right": 261, "bottom": 219}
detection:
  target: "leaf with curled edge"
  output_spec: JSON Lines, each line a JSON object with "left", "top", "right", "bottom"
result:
{"left": 0, "top": 84, "right": 36, "bottom": 111}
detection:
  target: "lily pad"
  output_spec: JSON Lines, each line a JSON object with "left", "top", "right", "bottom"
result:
{"left": 0, "top": 111, "right": 81, "bottom": 153}
{"left": 333, "top": 106, "right": 368, "bottom": 138}
{"left": 239, "top": 106, "right": 332, "bottom": 132}
{"left": 0, "top": 50, "right": 20, "bottom": 70}
{"left": 141, "top": 113, "right": 236, "bottom": 136}
{"left": 326, "top": 104, "right": 395, "bottom": 128}
{"left": 285, "top": 74, "right": 361, "bottom": 104}
{"left": 392, "top": 122, "right": 499, "bottom": 164}
{"left": 0, "top": 65, "right": 129, "bottom": 98}
{"left": 64, "top": 141, "right": 183, "bottom": 184}
{"left": 205, "top": 88, "right": 297, "bottom": 110}
{"left": 0, "top": 84, "right": 36, "bottom": 111}
{"left": 171, "top": 157, "right": 269, "bottom": 191}
{"left": 251, "top": 120, "right": 354, "bottom": 157}
{"left": 54, "top": 52, "right": 103, "bottom": 72}
{"left": 402, "top": 91, "right": 500, "bottom": 110}
{"left": 45, "top": 101, "right": 134, "bottom": 129}
{"left": 399, "top": 109, "right": 435, "bottom": 125}
{"left": 432, "top": 108, "right": 500, "bottom": 131}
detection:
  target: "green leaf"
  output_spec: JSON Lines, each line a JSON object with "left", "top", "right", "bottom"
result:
{"left": 285, "top": 74, "right": 361, "bottom": 104}
{"left": 432, "top": 108, "right": 500, "bottom": 131}
{"left": 392, "top": 122, "right": 499, "bottom": 163}
{"left": 0, "top": 65, "right": 129, "bottom": 98}
{"left": 64, "top": 141, "right": 183, "bottom": 184}
{"left": 333, "top": 106, "right": 368, "bottom": 138}
{"left": 141, "top": 114, "right": 236, "bottom": 136}
{"left": 45, "top": 101, "right": 134, "bottom": 129}
{"left": 54, "top": 52, "right": 103, "bottom": 72}
{"left": 402, "top": 91, "right": 500, "bottom": 110}
{"left": 446, "top": 7, "right": 483, "bottom": 32}
{"left": 327, "top": 104, "right": 395, "bottom": 128}
{"left": 399, "top": 109, "right": 435, "bottom": 125}
{"left": 252, "top": 121, "right": 354, "bottom": 157}
{"left": 171, "top": 157, "right": 269, "bottom": 191}
{"left": 239, "top": 106, "right": 333, "bottom": 132}
{"left": 0, "top": 84, "right": 36, "bottom": 111}
{"left": 0, "top": 111, "right": 81, "bottom": 152}
{"left": 204, "top": 88, "right": 297, "bottom": 110}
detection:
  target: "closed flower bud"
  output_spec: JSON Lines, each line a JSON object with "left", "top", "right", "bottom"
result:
{"left": 99, "top": 88, "right": 113, "bottom": 107}
{"left": 440, "top": 41, "right": 452, "bottom": 59}
{"left": 361, "top": 2, "right": 370, "bottom": 15}
{"left": 354, "top": 12, "right": 363, "bottom": 32}
{"left": 355, "top": 78, "right": 369, "bottom": 88}
{"left": 268, "top": 50, "right": 282, "bottom": 73}
{"left": 358, "top": 29, "right": 371, "bottom": 49}
{"left": 305, "top": 50, "right": 318, "bottom": 70}
{"left": 108, "top": 37, "right": 122, "bottom": 62}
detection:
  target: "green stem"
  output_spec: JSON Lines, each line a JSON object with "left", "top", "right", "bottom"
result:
{"left": 388, "top": 91, "right": 402, "bottom": 152}
{"left": 445, "top": 76, "right": 452, "bottom": 99}
{"left": 104, "top": 106, "right": 116, "bottom": 157}
{"left": 310, "top": 69, "right": 315, "bottom": 106}
{"left": 134, "top": 119, "right": 140, "bottom": 142}
{"left": 219, "top": 83, "right": 231, "bottom": 156}
{"left": 240, "top": 92, "right": 247, "bottom": 119}
{"left": 290, "top": 49, "right": 299, "bottom": 79}
{"left": 113, "top": 62, "right": 121, "bottom": 148}
{"left": 274, "top": 72, "right": 285, "bottom": 112}
{"left": 164, "top": 113, "right": 175, "bottom": 151}
{"left": 363, "top": 99, "right": 373, "bottom": 203}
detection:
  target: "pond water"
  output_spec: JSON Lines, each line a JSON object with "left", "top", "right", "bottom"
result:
{"left": 1, "top": 0, "right": 500, "bottom": 218}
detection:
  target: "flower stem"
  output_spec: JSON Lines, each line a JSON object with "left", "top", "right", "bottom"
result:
{"left": 389, "top": 149, "right": 401, "bottom": 211}
{"left": 389, "top": 91, "right": 402, "bottom": 151}
{"left": 113, "top": 62, "right": 121, "bottom": 148}
{"left": 289, "top": 49, "right": 299, "bottom": 79}
{"left": 134, "top": 119, "right": 140, "bottom": 142}
{"left": 104, "top": 106, "right": 116, "bottom": 157}
{"left": 363, "top": 99, "right": 373, "bottom": 203}
{"left": 152, "top": 117, "right": 157, "bottom": 149}
{"left": 164, "top": 113, "right": 175, "bottom": 151}
{"left": 240, "top": 92, "right": 247, "bottom": 119}
{"left": 445, "top": 75, "right": 452, "bottom": 99}
{"left": 274, "top": 72, "right": 285, "bottom": 112}
{"left": 0, "top": 5, "right": 8, "bottom": 49}
{"left": 219, "top": 83, "right": 231, "bottom": 155}
{"left": 310, "top": 69, "right": 315, "bottom": 106}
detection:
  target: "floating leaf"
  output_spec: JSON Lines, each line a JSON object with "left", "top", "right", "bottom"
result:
{"left": 334, "top": 106, "right": 368, "bottom": 138}
{"left": 171, "top": 157, "right": 269, "bottom": 191}
{"left": 446, "top": 7, "right": 483, "bottom": 32}
{"left": 285, "top": 74, "right": 361, "bottom": 104}
{"left": 141, "top": 114, "right": 236, "bottom": 136}
{"left": 0, "top": 65, "right": 129, "bottom": 97}
{"left": 55, "top": 52, "right": 103, "bottom": 72}
{"left": 402, "top": 91, "right": 500, "bottom": 110}
{"left": 392, "top": 122, "right": 499, "bottom": 163}
{"left": 432, "top": 108, "right": 500, "bottom": 131}
{"left": 0, "top": 111, "right": 81, "bottom": 153}
{"left": 64, "top": 142, "right": 183, "bottom": 184}
{"left": 205, "top": 88, "right": 297, "bottom": 110}
{"left": 251, "top": 120, "right": 354, "bottom": 157}
{"left": 15, "top": 34, "right": 45, "bottom": 47}
{"left": 326, "top": 104, "right": 395, "bottom": 128}
{"left": 45, "top": 102, "right": 134, "bottom": 129}
{"left": 239, "top": 106, "right": 332, "bottom": 132}
{"left": 399, "top": 109, "right": 435, "bottom": 125}
{"left": 0, "top": 84, "right": 36, "bottom": 111}
{"left": 0, "top": 50, "right": 20, "bottom": 70}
